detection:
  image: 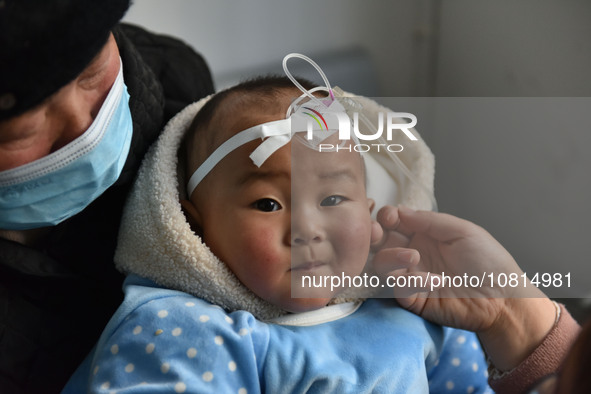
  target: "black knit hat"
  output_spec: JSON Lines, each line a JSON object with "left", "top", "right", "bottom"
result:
{"left": 0, "top": 0, "right": 131, "bottom": 121}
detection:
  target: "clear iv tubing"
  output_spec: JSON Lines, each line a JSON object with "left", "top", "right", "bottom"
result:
{"left": 284, "top": 86, "right": 332, "bottom": 119}
{"left": 282, "top": 53, "right": 438, "bottom": 211}
{"left": 358, "top": 111, "right": 439, "bottom": 212}
{"left": 282, "top": 53, "right": 335, "bottom": 113}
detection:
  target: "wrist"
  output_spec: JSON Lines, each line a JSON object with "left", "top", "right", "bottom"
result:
{"left": 478, "top": 297, "right": 556, "bottom": 371}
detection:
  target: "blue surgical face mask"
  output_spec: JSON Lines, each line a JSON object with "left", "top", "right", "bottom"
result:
{"left": 0, "top": 60, "right": 133, "bottom": 230}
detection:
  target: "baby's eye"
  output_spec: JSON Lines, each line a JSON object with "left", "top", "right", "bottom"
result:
{"left": 320, "top": 195, "right": 346, "bottom": 207}
{"left": 254, "top": 198, "right": 282, "bottom": 212}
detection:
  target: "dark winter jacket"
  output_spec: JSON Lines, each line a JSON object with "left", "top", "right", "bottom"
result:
{"left": 0, "top": 23, "right": 214, "bottom": 394}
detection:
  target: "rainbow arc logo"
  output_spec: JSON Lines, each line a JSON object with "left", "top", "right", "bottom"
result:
{"left": 302, "top": 107, "right": 329, "bottom": 131}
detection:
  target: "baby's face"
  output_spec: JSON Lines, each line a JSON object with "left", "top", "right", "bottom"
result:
{"left": 186, "top": 125, "right": 374, "bottom": 313}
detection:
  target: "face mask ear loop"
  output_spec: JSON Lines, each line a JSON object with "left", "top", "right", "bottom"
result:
{"left": 283, "top": 53, "right": 335, "bottom": 108}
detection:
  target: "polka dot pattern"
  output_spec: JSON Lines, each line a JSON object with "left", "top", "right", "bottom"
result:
{"left": 238, "top": 328, "right": 249, "bottom": 336}
{"left": 174, "top": 382, "right": 186, "bottom": 393}
{"left": 73, "top": 286, "right": 493, "bottom": 393}
{"left": 202, "top": 371, "right": 214, "bottom": 382}
{"left": 427, "top": 328, "right": 494, "bottom": 393}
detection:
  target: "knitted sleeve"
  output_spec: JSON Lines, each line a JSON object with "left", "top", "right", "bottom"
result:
{"left": 488, "top": 304, "right": 581, "bottom": 394}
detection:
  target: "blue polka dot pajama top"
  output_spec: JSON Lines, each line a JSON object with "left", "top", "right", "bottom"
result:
{"left": 63, "top": 276, "right": 493, "bottom": 393}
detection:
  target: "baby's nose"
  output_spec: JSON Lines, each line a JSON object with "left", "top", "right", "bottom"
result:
{"left": 290, "top": 210, "right": 326, "bottom": 246}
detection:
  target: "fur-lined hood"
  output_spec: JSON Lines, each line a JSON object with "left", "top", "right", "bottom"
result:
{"left": 114, "top": 90, "right": 435, "bottom": 321}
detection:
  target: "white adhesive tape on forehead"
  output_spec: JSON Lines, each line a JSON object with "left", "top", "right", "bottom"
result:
{"left": 186, "top": 53, "right": 340, "bottom": 197}
{"left": 186, "top": 118, "right": 292, "bottom": 196}
{"left": 185, "top": 97, "right": 349, "bottom": 197}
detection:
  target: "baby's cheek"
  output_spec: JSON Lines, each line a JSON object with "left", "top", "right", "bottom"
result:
{"left": 241, "top": 226, "right": 286, "bottom": 267}
{"left": 336, "top": 221, "right": 372, "bottom": 277}
{"left": 237, "top": 226, "right": 290, "bottom": 303}
{"left": 335, "top": 216, "right": 372, "bottom": 250}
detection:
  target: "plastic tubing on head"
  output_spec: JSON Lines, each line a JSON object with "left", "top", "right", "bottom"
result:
{"left": 285, "top": 86, "right": 330, "bottom": 118}
{"left": 358, "top": 111, "right": 438, "bottom": 212}
{"left": 283, "top": 53, "right": 438, "bottom": 211}
{"left": 282, "top": 53, "right": 335, "bottom": 106}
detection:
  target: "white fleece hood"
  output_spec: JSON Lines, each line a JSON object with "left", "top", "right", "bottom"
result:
{"left": 114, "top": 90, "right": 435, "bottom": 321}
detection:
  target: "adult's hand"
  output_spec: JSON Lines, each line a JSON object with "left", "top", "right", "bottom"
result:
{"left": 370, "top": 206, "right": 556, "bottom": 371}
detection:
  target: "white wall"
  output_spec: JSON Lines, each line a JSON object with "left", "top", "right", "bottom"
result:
{"left": 124, "top": 0, "right": 433, "bottom": 96}
{"left": 430, "top": 0, "right": 591, "bottom": 296}
{"left": 435, "top": 0, "right": 591, "bottom": 97}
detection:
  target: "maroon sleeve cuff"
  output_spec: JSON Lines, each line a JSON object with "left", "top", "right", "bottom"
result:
{"left": 488, "top": 303, "right": 581, "bottom": 394}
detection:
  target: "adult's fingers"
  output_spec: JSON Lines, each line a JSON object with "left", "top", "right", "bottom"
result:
{"left": 376, "top": 206, "right": 415, "bottom": 238}
{"left": 397, "top": 206, "right": 477, "bottom": 243}
{"left": 386, "top": 272, "right": 442, "bottom": 300}
{"left": 376, "top": 206, "right": 400, "bottom": 229}
{"left": 372, "top": 247, "right": 420, "bottom": 274}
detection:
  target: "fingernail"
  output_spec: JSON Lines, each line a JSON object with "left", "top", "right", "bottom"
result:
{"left": 386, "top": 211, "right": 394, "bottom": 223}
{"left": 382, "top": 206, "right": 395, "bottom": 224}
{"left": 396, "top": 250, "right": 416, "bottom": 265}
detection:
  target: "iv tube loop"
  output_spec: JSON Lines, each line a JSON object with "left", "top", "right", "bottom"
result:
{"left": 282, "top": 53, "right": 335, "bottom": 106}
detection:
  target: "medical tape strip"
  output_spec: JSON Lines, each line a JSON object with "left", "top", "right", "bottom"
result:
{"left": 186, "top": 96, "right": 356, "bottom": 197}
{"left": 187, "top": 53, "right": 353, "bottom": 198}
{"left": 186, "top": 118, "right": 292, "bottom": 196}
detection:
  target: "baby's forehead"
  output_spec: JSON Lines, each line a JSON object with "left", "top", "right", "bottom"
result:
{"left": 217, "top": 90, "right": 296, "bottom": 134}
{"left": 291, "top": 138, "right": 366, "bottom": 180}
{"left": 222, "top": 112, "right": 366, "bottom": 187}
{"left": 199, "top": 85, "right": 320, "bottom": 156}
{"left": 189, "top": 87, "right": 368, "bottom": 197}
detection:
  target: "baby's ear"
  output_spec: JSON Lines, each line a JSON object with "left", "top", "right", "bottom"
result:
{"left": 180, "top": 199, "right": 203, "bottom": 236}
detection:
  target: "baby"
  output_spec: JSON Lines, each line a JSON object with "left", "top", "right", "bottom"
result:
{"left": 180, "top": 76, "right": 376, "bottom": 312}
{"left": 63, "top": 76, "right": 492, "bottom": 393}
